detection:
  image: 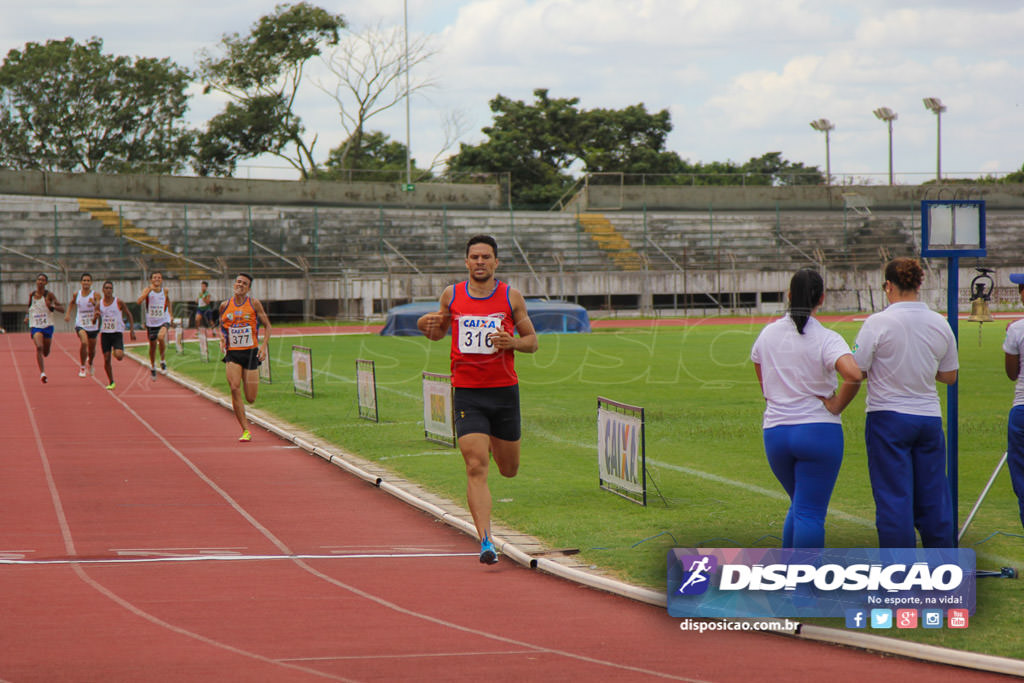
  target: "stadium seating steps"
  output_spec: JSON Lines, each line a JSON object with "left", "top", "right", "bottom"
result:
{"left": 3, "top": 193, "right": 1012, "bottom": 281}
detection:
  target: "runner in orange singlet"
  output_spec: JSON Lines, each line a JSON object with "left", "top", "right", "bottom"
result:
{"left": 417, "top": 235, "right": 538, "bottom": 564}
{"left": 218, "top": 273, "right": 272, "bottom": 442}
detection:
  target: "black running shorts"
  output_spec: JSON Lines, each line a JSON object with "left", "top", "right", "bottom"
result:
{"left": 453, "top": 384, "right": 521, "bottom": 442}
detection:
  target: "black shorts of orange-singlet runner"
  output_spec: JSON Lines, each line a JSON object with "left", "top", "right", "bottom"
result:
{"left": 222, "top": 348, "right": 261, "bottom": 371}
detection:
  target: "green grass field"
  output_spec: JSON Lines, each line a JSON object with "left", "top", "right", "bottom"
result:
{"left": 148, "top": 318, "right": 1024, "bottom": 660}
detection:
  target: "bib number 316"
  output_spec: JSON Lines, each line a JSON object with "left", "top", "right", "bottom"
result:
{"left": 458, "top": 316, "right": 500, "bottom": 355}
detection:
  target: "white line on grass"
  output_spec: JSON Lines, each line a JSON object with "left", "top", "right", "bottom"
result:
{"left": 378, "top": 451, "right": 449, "bottom": 461}
{"left": 531, "top": 424, "right": 873, "bottom": 528}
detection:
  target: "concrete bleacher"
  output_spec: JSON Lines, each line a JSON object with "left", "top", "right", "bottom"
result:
{"left": 0, "top": 195, "right": 148, "bottom": 278}
{"left": 2, "top": 194, "right": 1019, "bottom": 286}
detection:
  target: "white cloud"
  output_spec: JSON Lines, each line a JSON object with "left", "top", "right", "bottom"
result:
{"left": 0, "top": 0, "right": 1021, "bottom": 180}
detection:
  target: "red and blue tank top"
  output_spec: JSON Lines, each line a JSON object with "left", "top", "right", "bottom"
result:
{"left": 448, "top": 280, "right": 517, "bottom": 388}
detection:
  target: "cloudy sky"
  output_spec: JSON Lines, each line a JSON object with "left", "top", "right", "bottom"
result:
{"left": 1, "top": 0, "right": 1022, "bottom": 184}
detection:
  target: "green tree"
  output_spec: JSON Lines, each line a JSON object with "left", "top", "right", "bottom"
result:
{"left": 195, "top": 2, "right": 345, "bottom": 177}
{"left": 575, "top": 104, "right": 685, "bottom": 175}
{"left": 316, "top": 130, "right": 431, "bottom": 182}
{"left": 446, "top": 89, "right": 687, "bottom": 206}
{"left": 445, "top": 90, "right": 588, "bottom": 207}
{"left": 737, "top": 151, "right": 824, "bottom": 186}
{"left": 1002, "top": 164, "right": 1024, "bottom": 184}
{"left": 0, "top": 37, "right": 193, "bottom": 173}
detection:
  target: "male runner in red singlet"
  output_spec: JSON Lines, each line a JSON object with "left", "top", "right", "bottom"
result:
{"left": 417, "top": 235, "right": 538, "bottom": 564}
{"left": 219, "top": 272, "right": 272, "bottom": 442}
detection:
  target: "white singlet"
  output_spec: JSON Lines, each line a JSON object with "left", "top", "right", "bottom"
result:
{"left": 99, "top": 297, "right": 126, "bottom": 334}
{"left": 28, "top": 293, "right": 54, "bottom": 330}
{"left": 75, "top": 290, "right": 99, "bottom": 332}
{"left": 145, "top": 289, "right": 171, "bottom": 327}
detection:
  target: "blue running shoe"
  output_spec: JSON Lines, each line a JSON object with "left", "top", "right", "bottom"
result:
{"left": 479, "top": 535, "right": 498, "bottom": 565}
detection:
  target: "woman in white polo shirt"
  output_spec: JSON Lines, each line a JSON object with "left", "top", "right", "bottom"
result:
{"left": 751, "top": 269, "right": 861, "bottom": 548}
{"left": 853, "top": 257, "right": 958, "bottom": 548}
{"left": 1001, "top": 272, "right": 1024, "bottom": 530}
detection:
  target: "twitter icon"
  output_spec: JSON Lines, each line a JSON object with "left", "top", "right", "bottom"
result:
{"left": 870, "top": 609, "right": 893, "bottom": 629}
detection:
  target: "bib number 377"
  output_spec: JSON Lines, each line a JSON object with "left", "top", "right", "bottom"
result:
{"left": 229, "top": 325, "right": 253, "bottom": 348}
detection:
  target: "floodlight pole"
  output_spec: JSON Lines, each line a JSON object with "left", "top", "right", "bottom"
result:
{"left": 923, "top": 97, "right": 946, "bottom": 182}
{"left": 809, "top": 119, "right": 835, "bottom": 185}
{"left": 873, "top": 107, "right": 898, "bottom": 185}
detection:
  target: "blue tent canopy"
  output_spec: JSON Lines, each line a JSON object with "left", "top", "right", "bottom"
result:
{"left": 380, "top": 299, "right": 590, "bottom": 336}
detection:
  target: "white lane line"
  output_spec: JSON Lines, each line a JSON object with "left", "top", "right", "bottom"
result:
{"left": 1, "top": 552, "right": 477, "bottom": 566}
{"left": 106, "top": 346, "right": 707, "bottom": 682}
{"left": 21, "top": 338, "right": 355, "bottom": 682}
{"left": 277, "top": 649, "right": 541, "bottom": 663}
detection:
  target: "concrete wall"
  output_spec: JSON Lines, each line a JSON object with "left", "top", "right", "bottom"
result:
{"left": 0, "top": 169, "right": 502, "bottom": 210}
{"left": 579, "top": 181, "right": 1024, "bottom": 212}
{"left": 5, "top": 168, "right": 1024, "bottom": 213}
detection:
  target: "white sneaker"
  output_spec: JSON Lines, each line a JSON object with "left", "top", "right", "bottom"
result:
{"left": 40, "top": 373, "right": 47, "bottom": 384}
{"left": 78, "top": 368, "right": 86, "bottom": 378}
{"left": 89, "top": 365, "right": 95, "bottom": 376}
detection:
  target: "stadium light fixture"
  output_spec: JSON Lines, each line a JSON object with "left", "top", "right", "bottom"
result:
{"left": 873, "top": 107, "right": 898, "bottom": 185}
{"left": 923, "top": 97, "right": 947, "bottom": 182}
{"left": 809, "top": 119, "right": 835, "bottom": 185}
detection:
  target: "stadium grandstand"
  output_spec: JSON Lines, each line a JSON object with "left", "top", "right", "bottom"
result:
{"left": 2, "top": 172, "right": 1024, "bottom": 331}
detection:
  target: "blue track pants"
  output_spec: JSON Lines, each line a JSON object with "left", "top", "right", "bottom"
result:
{"left": 1005, "top": 405, "right": 1024, "bottom": 529}
{"left": 763, "top": 422, "right": 843, "bottom": 548}
{"left": 865, "top": 411, "right": 953, "bottom": 548}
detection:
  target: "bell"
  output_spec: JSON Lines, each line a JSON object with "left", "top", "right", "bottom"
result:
{"left": 968, "top": 298, "right": 994, "bottom": 323}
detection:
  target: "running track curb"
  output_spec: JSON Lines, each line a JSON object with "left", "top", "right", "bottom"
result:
{"left": 136, "top": 354, "right": 1024, "bottom": 678}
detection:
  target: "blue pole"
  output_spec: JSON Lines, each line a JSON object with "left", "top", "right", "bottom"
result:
{"left": 946, "top": 257, "right": 959, "bottom": 546}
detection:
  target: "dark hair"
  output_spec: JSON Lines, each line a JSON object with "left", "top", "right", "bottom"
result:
{"left": 103, "top": 281, "right": 113, "bottom": 287}
{"left": 466, "top": 234, "right": 498, "bottom": 257}
{"left": 80, "top": 272, "right": 92, "bottom": 280}
{"left": 789, "top": 269, "right": 824, "bottom": 335}
{"left": 201, "top": 280, "right": 208, "bottom": 286}
{"left": 237, "top": 272, "right": 253, "bottom": 285}
{"left": 884, "top": 257, "right": 923, "bottom": 292}
{"left": 36, "top": 273, "right": 48, "bottom": 282}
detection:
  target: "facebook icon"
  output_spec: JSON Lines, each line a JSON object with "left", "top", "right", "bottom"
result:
{"left": 845, "top": 609, "right": 867, "bottom": 629}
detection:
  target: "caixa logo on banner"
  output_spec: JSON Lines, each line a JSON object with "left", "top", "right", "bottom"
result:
{"left": 666, "top": 548, "right": 976, "bottom": 618}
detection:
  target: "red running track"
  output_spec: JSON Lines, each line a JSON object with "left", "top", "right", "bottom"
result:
{"left": 0, "top": 332, "right": 1009, "bottom": 681}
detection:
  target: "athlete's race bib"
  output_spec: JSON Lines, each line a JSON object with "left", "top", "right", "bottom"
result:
{"left": 228, "top": 324, "right": 254, "bottom": 349}
{"left": 101, "top": 316, "right": 118, "bottom": 332}
{"left": 31, "top": 311, "right": 48, "bottom": 328}
{"left": 457, "top": 315, "right": 501, "bottom": 355}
